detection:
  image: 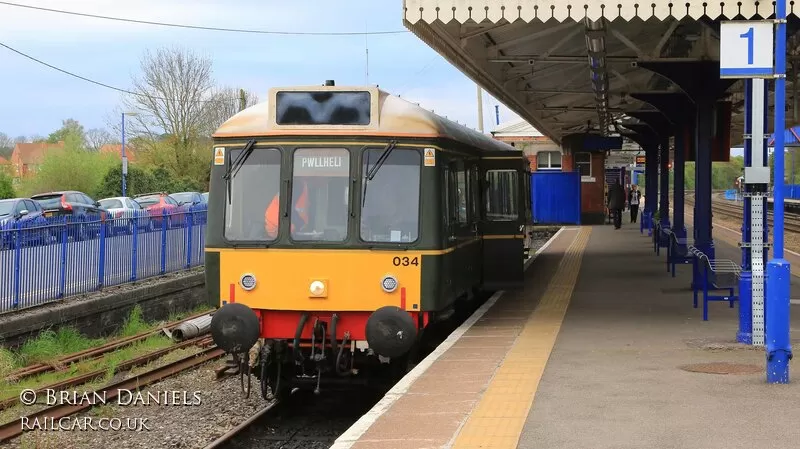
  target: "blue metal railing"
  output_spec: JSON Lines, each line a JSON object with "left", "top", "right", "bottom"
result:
{"left": 0, "top": 204, "right": 207, "bottom": 314}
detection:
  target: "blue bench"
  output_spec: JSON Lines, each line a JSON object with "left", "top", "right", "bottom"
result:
{"left": 689, "top": 246, "right": 740, "bottom": 321}
{"left": 653, "top": 221, "right": 671, "bottom": 255}
{"left": 664, "top": 229, "right": 693, "bottom": 277}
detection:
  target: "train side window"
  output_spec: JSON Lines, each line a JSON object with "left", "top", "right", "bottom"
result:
{"left": 469, "top": 165, "right": 480, "bottom": 222}
{"left": 485, "top": 169, "right": 519, "bottom": 221}
{"left": 224, "top": 147, "right": 282, "bottom": 242}
{"left": 442, "top": 164, "right": 451, "bottom": 227}
{"left": 455, "top": 161, "right": 467, "bottom": 224}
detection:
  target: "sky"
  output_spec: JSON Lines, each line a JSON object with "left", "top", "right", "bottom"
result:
{"left": 0, "top": 0, "right": 522, "bottom": 140}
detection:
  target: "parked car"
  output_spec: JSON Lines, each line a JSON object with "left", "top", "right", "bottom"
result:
{"left": 30, "top": 191, "right": 108, "bottom": 240}
{"left": 98, "top": 197, "right": 153, "bottom": 234}
{"left": 133, "top": 192, "right": 187, "bottom": 228}
{"left": 169, "top": 191, "right": 205, "bottom": 206}
{"left": 0, "top": 198, "right": 51, "bottom": 249}
{"left": 201, "top": 192, "right": 208, "bottom": 202}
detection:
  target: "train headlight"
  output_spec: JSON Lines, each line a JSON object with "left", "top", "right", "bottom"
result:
{"left": 381, "top": 275, "right": 398, "bottom": 293}
{"left": 309, "top": 280, "right": 326, "bottom": 297}
{"left": 240, "top": 273, "right": 257, "bottom": 291}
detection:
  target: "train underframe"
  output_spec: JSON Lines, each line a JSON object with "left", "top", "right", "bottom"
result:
{"left": 212, "top": 304, "right": 432, "bottom": 400}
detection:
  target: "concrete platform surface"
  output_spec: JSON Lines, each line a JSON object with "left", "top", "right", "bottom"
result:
{"left": 332, "top": 223, "right": 800, "bottom": 449}
{"left": 519, "top": 224, "right": 800, "bottom": 449}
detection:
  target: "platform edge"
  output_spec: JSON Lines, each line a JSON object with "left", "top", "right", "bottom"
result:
{"left": 329, "top": 227, "right": 566, "bottom": 449}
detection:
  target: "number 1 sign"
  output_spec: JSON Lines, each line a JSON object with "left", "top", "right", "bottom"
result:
{"left": 720, "top": 21, "right": 774, "bottom": 78}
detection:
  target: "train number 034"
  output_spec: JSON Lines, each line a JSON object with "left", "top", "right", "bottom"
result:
{"left": 392, "top": 256, "right": 419, "bottom": 267}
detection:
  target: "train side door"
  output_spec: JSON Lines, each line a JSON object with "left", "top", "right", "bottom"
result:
{"left": 479, "top": 157, "right": 527, "bottom": 290}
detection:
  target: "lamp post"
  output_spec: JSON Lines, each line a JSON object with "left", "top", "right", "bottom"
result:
{"left": 121, "top": 112, "right": 138, "bottom": 197}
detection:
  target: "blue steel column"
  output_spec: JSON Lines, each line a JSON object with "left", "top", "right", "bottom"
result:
{"left": 673, "top": 125, "right": 686, "bottom": 239}
{"left": 763, "top": 86, "right": 771, "bottom": 269}
{"left": 121, "top": 113, "right": 127, "bottom": 198}
{"left": 766, "top": 0, "right": 792, "bottom": 383}
{"left": 659, "top": 137, "right": 671, "bottom": 228}
{"left": 694, "top": 98, "right": 715, "bottom": 260}
{"left": 645, "top": 144, "right": 658, "bottom": 230}
{"left": 739, "top": 79, "right": 753, "bottom": 344}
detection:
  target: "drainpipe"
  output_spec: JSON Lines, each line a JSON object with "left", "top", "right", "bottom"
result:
{"left": 585, "top": 18, "right": 610, "bottom": 134}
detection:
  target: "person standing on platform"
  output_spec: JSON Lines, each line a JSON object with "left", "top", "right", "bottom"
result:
{"left": 607, "top": 180, "right": 626, "bottom": 229}
{"left": 628, "top": 184, "right": 641, "bottom": 223}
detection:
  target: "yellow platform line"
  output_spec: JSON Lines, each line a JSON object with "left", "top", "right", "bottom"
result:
{"left": 450, "top": 227, "right": 592, "bottom": 449}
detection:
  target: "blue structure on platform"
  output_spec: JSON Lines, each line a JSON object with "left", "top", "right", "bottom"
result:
{"left": 766, "top": 0, "right": 793, "bottom": 383}
{"left": 0, "top": 205, "right": 207, "bottom": 314}
{"left": 531, "top": 171, "right": 581, "bottom": 225}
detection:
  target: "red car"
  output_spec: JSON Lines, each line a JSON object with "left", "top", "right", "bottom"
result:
{"left": 133, "top": 193, "right": 187, "bottom": 228}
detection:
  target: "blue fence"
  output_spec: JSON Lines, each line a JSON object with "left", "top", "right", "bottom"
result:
{"left": 0, "top": 205, "right": 207, "bottom": 314}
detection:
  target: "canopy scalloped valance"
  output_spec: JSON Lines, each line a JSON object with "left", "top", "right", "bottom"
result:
{"left": 404, "top": 0, "right": 790, "bottom": 23}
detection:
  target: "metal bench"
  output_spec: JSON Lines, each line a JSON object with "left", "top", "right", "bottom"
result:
{"left": 653, "top": 221, "right": 671, "bottom": 255}
{"left": 689, "top": 247, "right": 740, "bottom": 321}
{"left": 641, "top": 210, "right": 654, "bottom": 236}
{"left": 664, "top": 229, "right": 693, "bottom": 277}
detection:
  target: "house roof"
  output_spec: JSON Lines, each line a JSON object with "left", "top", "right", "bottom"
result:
{"left": 12, "top": 141, "right": 64, "bottom": 164}
{"left": 0, "top": 156, "right": 9, "bottom": 165}
{"left": 100, "top": 144, "right": 136, "bottom": 161}
{"left": 491, "top": 119, "right": 544, "bottom": 137}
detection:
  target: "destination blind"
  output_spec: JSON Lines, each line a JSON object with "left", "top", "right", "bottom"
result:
{"left": 293, "top": 149, "right": 350, "bottom": 177}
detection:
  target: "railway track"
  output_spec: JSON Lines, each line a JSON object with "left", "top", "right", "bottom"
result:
{"left": 686, "top": 193, "right": 800, "bottom": 233}
{"left": 0, "top": 335, "right": 213, "bottom": 412}
{"left": 0, "top": 344, "right": 225, "bottom": 443}
{"left": 202, "top": 288, "right": 500, "bottom": 449}
{"left": 4, "top": 309, "right": 213, "bottom": 382}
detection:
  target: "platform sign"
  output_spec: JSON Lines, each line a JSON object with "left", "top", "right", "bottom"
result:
{"left": 720, "top": 21, "right": 774, "bottom": 78}
{"left": 635, "top": 155, "right": 646, "bottom": 166}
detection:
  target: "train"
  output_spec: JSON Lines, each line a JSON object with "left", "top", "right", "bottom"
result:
{"left": 207, "top": 81, "right": 534, "bottom": 399}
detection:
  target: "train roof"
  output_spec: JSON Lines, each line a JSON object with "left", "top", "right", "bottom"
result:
{"left": 212, "top": 85, "right": 519, "bottom": 154}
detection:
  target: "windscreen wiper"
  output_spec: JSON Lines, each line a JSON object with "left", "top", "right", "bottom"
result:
{"left": 223, "top": 139, "right": 256, "bottom": 202}
{"left": 362, "top": 140, "right": 397, "bottom": 207}
{"left": 365, "top": 140, "right": 397, "bottom": 181}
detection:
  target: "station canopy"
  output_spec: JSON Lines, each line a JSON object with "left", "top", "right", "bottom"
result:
{"left": 403, "top": 0, "right": 800, "bottom": 148}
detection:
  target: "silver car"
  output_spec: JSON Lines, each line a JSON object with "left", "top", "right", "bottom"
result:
{"left": 98, "top": 197, "right": 153, "bottom": 234}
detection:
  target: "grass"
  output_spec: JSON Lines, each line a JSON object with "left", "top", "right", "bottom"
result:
{"left": 0, "top": 303, "right": 214, "bottom": 391}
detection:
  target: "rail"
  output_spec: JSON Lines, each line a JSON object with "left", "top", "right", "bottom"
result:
{"left": 0, "top": 204, "right": 208, "bottom": 314}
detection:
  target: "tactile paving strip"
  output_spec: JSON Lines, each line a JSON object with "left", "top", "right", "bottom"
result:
{"left": 451, "top": 227, "right": 592, "bottom": 449}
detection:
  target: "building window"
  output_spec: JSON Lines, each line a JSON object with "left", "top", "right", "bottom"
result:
{"left": 574, "top": 152, "right": 592, "bottom": 177}
{"left": 536, "top": 151, "right": 562, "bottom": 170}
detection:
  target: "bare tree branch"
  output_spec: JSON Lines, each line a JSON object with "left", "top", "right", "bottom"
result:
{"left": 85, "top": 128, "right": 117, "bottom": 152}
{"left": 201, "top": 87, "right": 260, "bottom": 135}
{"left": 0, "top": 132, "right": 13, "bottom": 149}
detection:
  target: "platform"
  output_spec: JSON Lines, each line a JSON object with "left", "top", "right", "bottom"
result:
{"left": 332, "top": 224, "right": 800, "bottom": 449}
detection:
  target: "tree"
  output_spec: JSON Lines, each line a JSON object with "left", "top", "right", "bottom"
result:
{"left": 201, "top": 87, "right": 259, "bottom": 135}
{"left": 96, "top": 164, "right": 156, "bottom": 198}
{"left": 123, "top": 47, "right": 214, "bottom": 150}
{"left": 17, "top": 148, "right": 117, "bottom": 198}
{"left": 47, "top": 118, "right": 86, "bottom": 148}
{"left": 0, "top": 132, "right": 13, "bottom": 159}
{"left": 85, "top": 128, "right": 116, "bottom": 152}
{"left": 0, "top": 171, "right": 13, "bottom": 199}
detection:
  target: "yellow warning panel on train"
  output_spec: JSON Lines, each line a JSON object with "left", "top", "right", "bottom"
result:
{"left": 424, "top": 148, "right": 436, "bottom": 166}
{"left": 213, "top": 147, "right": 225, "bottom": 165}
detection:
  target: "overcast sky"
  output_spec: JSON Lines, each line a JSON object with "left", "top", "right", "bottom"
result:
{"left": 0, "top": 0, "right": 522, "bottom": 139}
